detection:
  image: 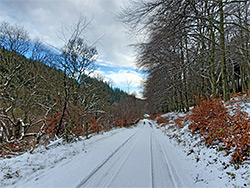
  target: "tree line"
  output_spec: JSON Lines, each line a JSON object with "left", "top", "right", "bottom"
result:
{"left": 120, "top": 0, "right": 250, "bottom": 113}
{"left": 0, "top": 19, "right": 145, "bottom": 154}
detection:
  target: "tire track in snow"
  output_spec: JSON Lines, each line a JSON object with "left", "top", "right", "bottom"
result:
{"left": 77, "top": 121, "right": 184, "bottom": 188}
{"left": 76, "top": 125, "right": 143, "bottom": 188}
{"left": 106, "top": 124, "right": 152, "bottom": 187}
{"left": 104, "top": 133, "right": 143, "bottom": 186}
{"left": 151, "top": 126, "right": 176, "bottom": 187}
{"left": 150, "top": 127, "right": 155, "bottom": 188}
{"left": 152, "top": 123, "right": 182, "bottom": 188}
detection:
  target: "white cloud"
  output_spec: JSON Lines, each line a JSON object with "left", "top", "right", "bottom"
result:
{"left": 132, "top": 90, "right": 144, "bottom": 99}
{"left": 95, "top": 70, "right": 143, "bottom": 91}
{"left": 89, "top": 68, "right": 145, "bottom": 98}
{"left": 96, "top": 59, "right": 115, "bottom": 67}
{"left": 105, "top": 70, "right": 143, "bottom": 87}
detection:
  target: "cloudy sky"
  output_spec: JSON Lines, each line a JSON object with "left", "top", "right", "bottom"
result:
{"left": 0, "top": 0, "right": 145, "bottom": 98}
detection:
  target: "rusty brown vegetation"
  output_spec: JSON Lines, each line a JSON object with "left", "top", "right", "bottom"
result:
{"left": 187, "top": 97, "right": 250, "bottom": 163}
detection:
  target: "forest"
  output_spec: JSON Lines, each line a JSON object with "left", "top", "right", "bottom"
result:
{"left": 0, "top": 20, "right": 145, "bottom": 157}
{"left": 120, "top": 0, "right": 250, "bottom": 113}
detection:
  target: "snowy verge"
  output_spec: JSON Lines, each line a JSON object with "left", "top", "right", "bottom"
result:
{"left": 0, "top": 124, "right": 142, "bottom": 188}
{"left": 156, "top": 112, "right": 250, "bottom": 188}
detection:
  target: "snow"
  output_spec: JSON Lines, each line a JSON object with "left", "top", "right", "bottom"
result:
{"left": 0, "top": 117, "right": 249, "bottom": 187}
{"left": 157, "top": 112, "right": 250, "bottom": 188}
{"left": 79, "top": 124, "right": 153, "bottom": 187}
{"left": 0, "top": 126, "right": 140, "bottom": 188}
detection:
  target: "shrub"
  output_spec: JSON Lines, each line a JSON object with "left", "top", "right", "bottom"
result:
{"left": 174, "top": 116, "right": 186, "bottom": 128}
{"left": 187, "top": 97, "right": 250, "bottom": 163}
{"left": 157, "top": 117, "right": 169, "bottom": 127}
{"left": 187, "top": 97, "right": 231, "bottom": 144}
{"left": 226, "top": 111, "right": 250, "bottom": 163}
{"left": 148, "top": 113, "right": 164, "bottom": 120}
{"left": 89, "top": 117, "right": 101, "bottom": 134}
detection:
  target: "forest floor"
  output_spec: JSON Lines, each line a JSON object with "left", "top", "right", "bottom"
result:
{"left": 0, "top": 119, "right": 249, "bottom": 188}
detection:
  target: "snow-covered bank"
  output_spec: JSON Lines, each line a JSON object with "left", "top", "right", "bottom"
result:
{"left": 156, "top": 112, "right": 250, "bottom": 188}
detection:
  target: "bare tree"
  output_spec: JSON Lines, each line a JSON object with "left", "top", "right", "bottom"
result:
{"left": 119, "top": 0, "right": 250, "bottom": 113}
{"left": 31, "top": 38, "right": 59, "bottom": 68}
{"left": 56, "top": 16, "right": 98, "bottom": 137}
{"left": 0, "top": 21, "right": 30, "bottom": 55}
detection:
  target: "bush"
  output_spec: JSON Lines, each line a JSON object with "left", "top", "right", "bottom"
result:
{"left": 188, "top": 97, "right": 231, "bottom": 144}
{"left": 157, "top": 117, "right": 169, "bottom": 127}
{"left": 148, "top": 113, "right": 163, "bottom": 120}
{"left": 174, "top": 116, "right": 186, "bottom": 128}
{"left": 187, "top": 97, "right": 250, "bottom": 163}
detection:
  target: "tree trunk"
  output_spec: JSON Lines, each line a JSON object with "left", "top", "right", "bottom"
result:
{"left": 56, "top": 73, "right": 69, "bottom": 136}
{"left": 210, "top": 28, "right": 217, "bottom": 97}
{"left": 219, "top": 0, "right": 229, "bottom": 100}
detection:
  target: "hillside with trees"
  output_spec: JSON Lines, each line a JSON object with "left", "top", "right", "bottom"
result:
{"left": 0, "top": 20, "right": 145, "bottom": 157}
{"left": 120, "top": 0, "right": 250, "bottom": 113}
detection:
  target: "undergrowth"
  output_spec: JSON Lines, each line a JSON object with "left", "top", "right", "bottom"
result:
{"left": 153, "top": 95, "right": 250, "bottom": 164}
{"left": 0, "top": 113, "right": 140, "bottom": 159}
{"left": 187, "top": 97, "right": 250, "bottom": 164}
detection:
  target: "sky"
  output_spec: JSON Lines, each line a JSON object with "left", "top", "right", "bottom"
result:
{"left": 0, "top": 0, "right": 145, "bottom": 98}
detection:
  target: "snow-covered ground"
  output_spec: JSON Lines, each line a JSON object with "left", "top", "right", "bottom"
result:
{"left": 0, "top": 118, "right": 249, "bottom": 187}
{"left": 157, "top": 112, "right": 250, "bottom": 188}
{"left": 0, "top": 126, "right": 141, "bottom": 187}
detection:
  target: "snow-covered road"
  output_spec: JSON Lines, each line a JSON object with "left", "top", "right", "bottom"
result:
{"left": 5, "top": 120, "right": 193, "bottom": 188}
{"left": 76, "top": 120, "right": 192, "bottom": 188}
